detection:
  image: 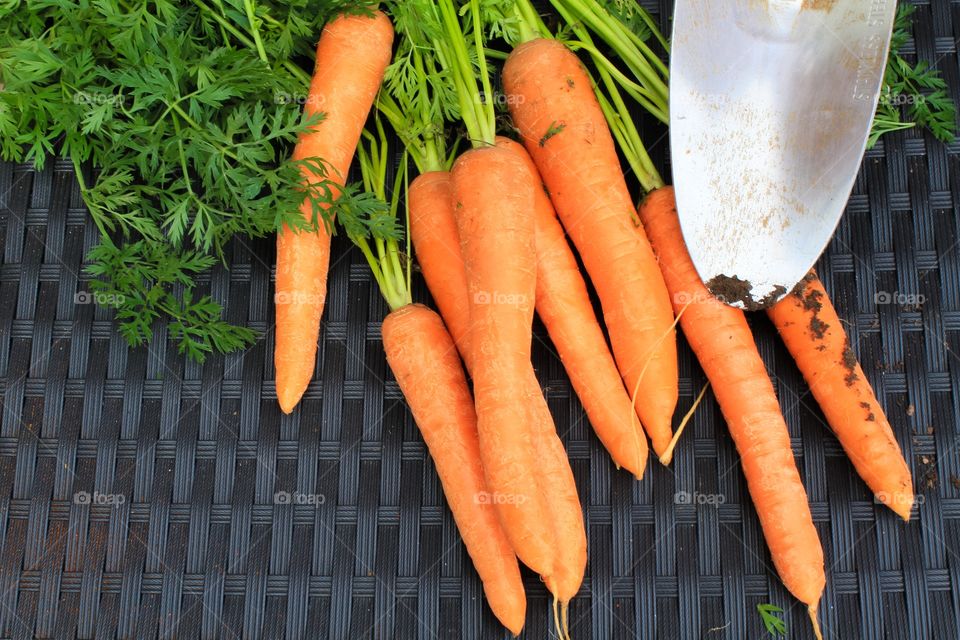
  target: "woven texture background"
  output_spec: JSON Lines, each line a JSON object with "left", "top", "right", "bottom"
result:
{"left": 2, "top": 1, "right": 960, "bottom": 638}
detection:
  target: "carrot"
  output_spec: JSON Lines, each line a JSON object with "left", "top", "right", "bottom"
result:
{"left": 503, "top": 36, "right": 678, "bottom": 457}
{"left": 352, "top": 123, "right": 526, "bottom": 634}
{"left": 409, "top": 169, "right": 586, "bottom": 619}
{"left": 768, "top": 272, "right": 914, "bottom": 520}
{"left": 515, "top": 4, "right": 824, "bottom": 633}
{"left": 274, "top": 11, "right": 394, "bottom": 413}
{"left": 401, "top": 4, "right": 586, "bottom": 627}
{"left": 383, "top": 304, "right": 526, "bottom": 635}
{"left": 452, "top": 146, "right": 557, "bottom": 578}
{"left": 497, "top": 136, "right": 649, "bottom": 479}
{"left": 638, "top": 188, "right": 825, "bottom": 632}
{"left": 408, "top": 172, "right": 472, "bottom": 356}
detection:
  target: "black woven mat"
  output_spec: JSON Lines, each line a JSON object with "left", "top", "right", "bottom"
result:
{"left": 2, "top": 1, "right": 960, "bottom": 638}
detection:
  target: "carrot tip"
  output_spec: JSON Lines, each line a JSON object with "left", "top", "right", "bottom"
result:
{"left": 658, "top": 381, "right": 710, "bottom": 466}
{"left": 277, "top": 394, "right": 299, "bottom": 414}
{"left": 627, "top": 303, "right": 686, "bottom": 459}
{"left": 890, "top": 495, "right": 914, "bottom": 521}
{"left": 874, "top": 490, "right": 914, "bottom": 521}
{"left": 277, "top": 377, "right": 310, "bottom": 414}
{"left": 808, "top": 604, "right": 823, "bottom": 640}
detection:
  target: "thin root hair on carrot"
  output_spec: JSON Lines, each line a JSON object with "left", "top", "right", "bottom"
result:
{"left": 809, "top": 603, "right": 823, "bottom": 640}
{"left": 659, "top": 380, "right": 710, "bottom": 465}
{"left": 552, "top": 596, "right": 562, "bottom": 640}
{"left": 628, "top": 303, "right": 687, "bottom": 459}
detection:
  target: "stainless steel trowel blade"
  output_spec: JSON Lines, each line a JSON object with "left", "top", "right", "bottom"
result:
{"left": 669, "top": 0, "right": 897, "bottom": 308}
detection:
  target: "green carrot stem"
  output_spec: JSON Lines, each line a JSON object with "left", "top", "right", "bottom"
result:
{"left": 512, "top": 0, "right": 554, "bottom": 41}
{"left": 402, "top": 155, "right": 412, "bottom": 295}
{"left": 549, "top": 0, "right": 669, "bottom": 116}
{"left": 434, "top": 0, "right": 497, "bottom": 146}
{"left": 191, "top": 0, "right": 310, "bottom": 84}
{"left": 566, "top": 40, "right": 668, "bottom": 124}
{"left": 472, "top": 0, "right": 496, "bottom": 141}
{"left": 596, "top": 86, "right": 662, "bottom": 193}
{"left": 242, "top": 0, "right": 269, "bottom": 63}
{"left": 352, "top": 120, "right": 412, "bottom": 311}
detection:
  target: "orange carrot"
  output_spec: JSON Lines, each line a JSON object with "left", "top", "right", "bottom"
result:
{"left": 408, "top": 172, "right": 472, "bottom": 357}
{"left": 409, "top": 169, "right": 585, "bottom": 626}
{"left": 354, "top": 120, "right": 524, "bottom": 634}
{"left": 405, "top": 5, "right": 587, "bottom": 624}
{"left": 383, "top": 304, "right": 526, "bottom": 635}
{"left": 274, "top": 11, "right": 394, "bottom": 413}
{"left": 451, "top": 146, "right": 556, "bottom": 578}
{"left": 638, "top": 188, "right": 825, "bottom": 631}
{"left": 497, "top": 136, "right": 648, "bottom": 479}
{"left": 768, "top": 272, "right": 914, "bottom": 520}
{"left": 503, "top": 37, "right": 678, "bottom": 457}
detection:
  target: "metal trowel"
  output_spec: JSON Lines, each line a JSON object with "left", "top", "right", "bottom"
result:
{"left": 669, "top": 0, "right": 897, "bottom": 309}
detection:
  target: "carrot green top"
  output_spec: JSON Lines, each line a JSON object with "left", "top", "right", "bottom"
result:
{"left": 547, "top": 0, "right": 669, "bottom": 121}
{"left": 379, "top": 1, "right": 462, "bottom": 173}
{"left": 345, "top": 118, "right": 413, "bottom": 311}
{"left": 390, "top": 0, "right": 498, "bottom": 148}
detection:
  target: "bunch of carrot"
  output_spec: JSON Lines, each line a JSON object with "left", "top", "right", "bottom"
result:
{"left": 270, "top": 2, "right": 916, "bottom": 636}
{"left": 409, "top": 3, "right": 592, "bottom": 635}
{"left": 523, "top": 1, "right": 914, "bottom": 635}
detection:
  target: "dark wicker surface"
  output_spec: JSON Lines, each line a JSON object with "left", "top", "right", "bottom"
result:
{"left": 2, "top": 1, "right": 960, "bottom": 638}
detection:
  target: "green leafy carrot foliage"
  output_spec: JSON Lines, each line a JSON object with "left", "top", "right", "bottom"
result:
{"left": 0, "top": 0, "right": 379, "bottom": 360}
{"left": 870, "top": 4, "right": 957, "bottom": 147}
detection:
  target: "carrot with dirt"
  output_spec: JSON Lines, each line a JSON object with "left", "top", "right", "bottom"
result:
{"left": 768, "top": 272, "right": 914, "bottom": 520}
{"left": 639, "top": 189, "right": 825, "bottom": 638}
{"left": 274, "top": 10, "right": 394, "bottom": 413}
{"left": 352, "top": 122, "right": 526, "bottom": 634}
{"left": 547, "top": 6, "right": 830, "bottom": 633}
{"left": 501, "top": 4, "right": 678, "bottom": 458}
